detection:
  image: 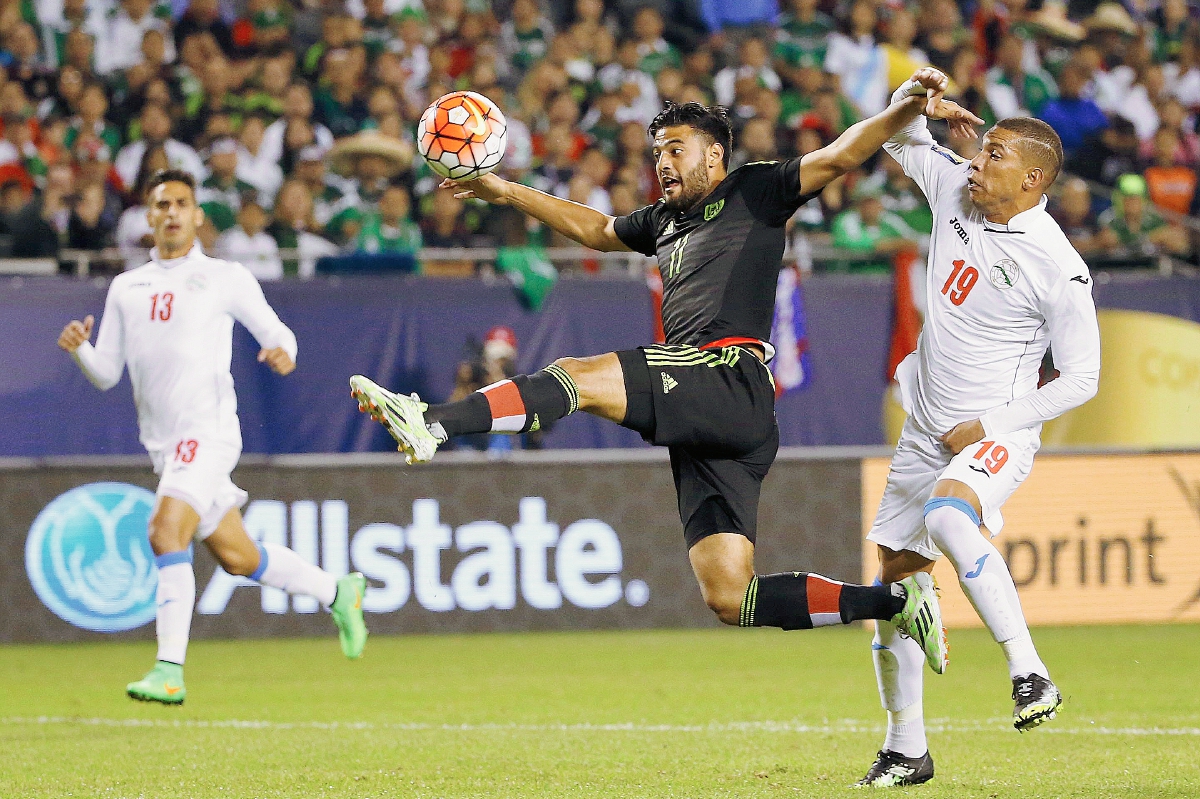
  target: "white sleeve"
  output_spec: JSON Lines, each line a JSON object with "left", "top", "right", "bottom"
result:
{"left": 979, "top": 276, "right": 1101, "bottom": 435}
{"left": 226, "top": 264, "right": 298, "bottom": 361}
{"left": 882, "top": 81, "right": 967, "bottom": 203}
{"left": 72, "top": 282, "right": 126, "bottom": 390}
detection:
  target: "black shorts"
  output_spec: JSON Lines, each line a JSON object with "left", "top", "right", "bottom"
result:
{"left": 617, "top": 345, "right": 779, "bottom": 549}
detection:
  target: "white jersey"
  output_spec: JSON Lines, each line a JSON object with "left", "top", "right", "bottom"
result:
{"left": 882, "top": 93, "right": 1101, "bottom": 438}
{"left": 72, "top": 244, "right": 297, "bottom": 459}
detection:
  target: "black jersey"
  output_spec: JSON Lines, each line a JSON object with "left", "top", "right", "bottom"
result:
{"left": 613, "top": 158, "right": 811, "bottom": 352}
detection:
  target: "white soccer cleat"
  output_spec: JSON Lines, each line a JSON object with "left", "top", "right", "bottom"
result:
{"left": 1012, "top": 673, "right": 1063, "bottom": 732}
{"left": 349, "top": 375, "right": 443, "bottom": 464}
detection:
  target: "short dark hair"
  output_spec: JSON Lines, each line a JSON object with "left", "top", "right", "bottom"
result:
{"left": 648, "top": 101, "right": 734, "bottom": 168}
{"left": 993, "top": 117, "right": 1064, "bottom": 186}
{"left": 145, "top": 168, "right": 196, "bottom": 198}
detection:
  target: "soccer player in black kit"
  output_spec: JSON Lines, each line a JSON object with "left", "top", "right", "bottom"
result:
{"left": 351, "top": 70, "right": 982, "bottom": 671}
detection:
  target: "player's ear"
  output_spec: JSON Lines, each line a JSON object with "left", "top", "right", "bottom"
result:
{"left": 1024, "top": 166, "right": 1044, "bottom": 191}
{"left": 708, "top": 142, "right": 723, "bottom": 169}
{"left": 193, "top": 204, "right": 205, "bottom": 227}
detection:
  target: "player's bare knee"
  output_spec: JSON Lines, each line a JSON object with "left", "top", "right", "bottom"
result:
{"left": 709, "top": 596, "right": 743, "bottom": 626}
{"left": 147, "top": 515, "right": 184, "bottom": 556}
{"left": 551, "top": 356, "right": 585, "bottom": 378}
{"left": 215, "top": 547, "right": 258, "bottom": 577}
{"left": 699, "top": 582, "right": 749, "bottom": 625}
{"left": 878, "top": 545, "right": 935, "bottom": 583}
{"left": 549, "top": 357, "right": 582, "bottom": 395}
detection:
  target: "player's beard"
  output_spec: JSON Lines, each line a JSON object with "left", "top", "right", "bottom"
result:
{"left": 662, "top": 161, "right": 711, "bottom": 212}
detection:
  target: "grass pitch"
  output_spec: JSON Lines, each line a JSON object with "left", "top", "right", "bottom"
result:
{"left": 2, "top": 625, "right": 1198, "bottom": 798}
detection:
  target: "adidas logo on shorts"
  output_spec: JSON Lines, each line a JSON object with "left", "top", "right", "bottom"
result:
{"left": 661, "top": 372, "right": 678, "bottom": 393}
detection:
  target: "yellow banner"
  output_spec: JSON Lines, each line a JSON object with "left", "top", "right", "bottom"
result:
{"left": 862, "top": 453, "right": 1200, "bottom": 627}
{"left": 1044, "top": 310, "right": 1200, "bottom": 447}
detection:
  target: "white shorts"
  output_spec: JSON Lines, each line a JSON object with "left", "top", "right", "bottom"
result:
{"left": 866, "top": 417, "right": 1040, "bottom": 561}
{"left": 152, "top": 437, "right": 248, "bottom": 541}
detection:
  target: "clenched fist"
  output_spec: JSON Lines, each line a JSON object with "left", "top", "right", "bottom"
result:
{"left": 58, "top": 315, "right": 94, "bottom": 353}
{"left": 257, "top": 346, "right": 295, "bottom": 376}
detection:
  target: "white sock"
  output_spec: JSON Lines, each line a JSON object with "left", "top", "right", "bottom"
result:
{"left": 925, "top": 503, "right": 1049, "bottom": 680}
{"left": 873, "top": 618, "right": 927, "bottom": 757}
{"left": 1001, "top": 633, "right": 1047, "bottom": 679}
{"left": 251, "top": 543, "right": 338, "bottom": 607}
{"left": 154, "top": 555, "right": 195, "bottom": 665}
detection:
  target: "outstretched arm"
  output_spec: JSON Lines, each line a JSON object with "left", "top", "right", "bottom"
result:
{"left": 800, "top": 67, "right": 983, "bottom": 195}
{"left": 440, "top": 175, "right": 631, "bottom": 252}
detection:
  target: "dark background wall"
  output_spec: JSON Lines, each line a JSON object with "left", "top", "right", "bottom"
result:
{"left": 3, "top": 273, "right": 1199, "bottom": 455}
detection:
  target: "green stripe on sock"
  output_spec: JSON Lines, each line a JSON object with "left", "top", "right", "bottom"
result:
{"left": 542, "top": 364, "right": 579, "bottom": 414}
{"left": 740, "top": 576, "right": 759, "bottom": 627}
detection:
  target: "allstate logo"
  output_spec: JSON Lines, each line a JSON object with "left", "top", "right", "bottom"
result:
{"left": 26, "top": 482, "right": 158, "bottom": 632}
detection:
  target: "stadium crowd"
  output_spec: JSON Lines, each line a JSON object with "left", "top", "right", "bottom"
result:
{"left": 0, "top": 0, "right": 1196, "bottom": 276}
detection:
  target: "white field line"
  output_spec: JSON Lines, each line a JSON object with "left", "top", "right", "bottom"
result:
{"left": 2, "top": 716, "right": 1199, "bottom": 736}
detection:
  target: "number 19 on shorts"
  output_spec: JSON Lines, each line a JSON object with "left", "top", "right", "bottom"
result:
{"left": 972, "top": 440, "right": 1008, "bottom": 474}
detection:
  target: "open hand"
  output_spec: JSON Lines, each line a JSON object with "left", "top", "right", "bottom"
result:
{"left": 258, "top": 347, "right": 295, "bottom": 375}
{"left": 58, "top": 315, "right": 93, "bottom": 352}
{"left": 439, "top": 172, "right": 510, "bottom": 204}
{"left": 927, "top": 98, "right": 985, "bottom": 140}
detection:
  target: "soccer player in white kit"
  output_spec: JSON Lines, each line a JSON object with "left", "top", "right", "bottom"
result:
{"left": 57, "top": 170, "right": 368, "bottom": 705}
{"left": 855, "top": 69, "right": 1102, "bottom": 787}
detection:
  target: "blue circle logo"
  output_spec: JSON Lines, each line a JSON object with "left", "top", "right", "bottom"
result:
{"left": 25, "top": 482, "right": 158, "bottom": 632}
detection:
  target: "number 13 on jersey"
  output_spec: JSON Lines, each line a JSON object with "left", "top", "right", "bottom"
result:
{"left": 150, "top": 292, "right": 174, "bottom": 321}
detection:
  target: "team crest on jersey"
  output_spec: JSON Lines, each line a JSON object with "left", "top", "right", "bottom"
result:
{"left": 703, "top": 198, "right": 725, "bottom": 221}
{"left": 186, "top": 273, "right": 209, "bottom": 292}
{"left": 989, "top": 259, "right": 1020, "bottom": 289}
{"left": 663, "top": 220, "right": 675, "bottom": 236}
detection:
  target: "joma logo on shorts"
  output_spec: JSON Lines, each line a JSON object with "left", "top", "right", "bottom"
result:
{"left": 949, "top": 217, "right": 970, "bottom": 245}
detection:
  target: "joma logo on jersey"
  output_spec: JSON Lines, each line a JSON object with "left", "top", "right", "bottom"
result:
{"left": 949, "top": 217, "right": 969, "bottom": 245}
{"left": 703, "top": 199, "right": 725, "bottom": 221}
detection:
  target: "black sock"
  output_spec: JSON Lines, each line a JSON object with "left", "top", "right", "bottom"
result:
{"left": 839, "top": 582, "right": 906, "bottom": 623}
{"left": 426, "top": 393, "right": 491, "bottom": 438}
{"left": 512, "top": 368, "right": 575, "bottom": 432}
{"left": 740, "top": 573, "right": 905, "bottom": 629}
{"left": 425, "top": 366, "right": 579, "bottom": 438}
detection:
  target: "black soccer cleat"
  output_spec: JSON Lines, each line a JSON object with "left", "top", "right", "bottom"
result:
{"left": 1013, "top": 673, "right": 1063, "bottom": 732}
{"left": 853, "top": 750, "right": 934, "bottom": 788}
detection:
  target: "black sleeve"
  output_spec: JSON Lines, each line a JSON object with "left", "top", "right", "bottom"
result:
{"left": 741, "top": 158, "right": 810, "bottom": 227}
{"left": 612, "top": 203, "right": 659, "bottom": 256}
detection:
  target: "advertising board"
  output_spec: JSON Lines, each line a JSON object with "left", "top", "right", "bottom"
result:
{"left": 2, "top": 452, "right": 862, "bottom": 642}
{"left": 862, "top": 453, "right": 1200, "bottom": 627}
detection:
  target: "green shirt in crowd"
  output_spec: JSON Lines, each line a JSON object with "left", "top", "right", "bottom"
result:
{"left": 773, "top": 10, "right": 835, "bottom": 67}
{"left": 830, "top": 208, "right": 919, "bottom": 273}
{"left": 354, "top": 213, "right": 423, "bottom": 258}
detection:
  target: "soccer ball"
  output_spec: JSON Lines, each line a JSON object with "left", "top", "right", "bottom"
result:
{"left": 417, "top": 91, "right": 508, "bottom": 180}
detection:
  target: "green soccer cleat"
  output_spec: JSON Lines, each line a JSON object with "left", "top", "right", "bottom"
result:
{"left": 126, "top": 661, "right": 185, "bottom": 705}
{"left": 893, "top": 572, "right": 948, "bottom": 675}
{"left": 331, "top": 572, "right": 368, "bottom": 659}
{"left": 349, "top": 375, "right": 442, "bottom": 464}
